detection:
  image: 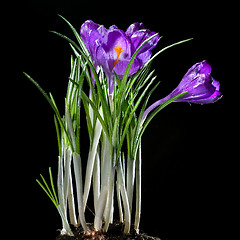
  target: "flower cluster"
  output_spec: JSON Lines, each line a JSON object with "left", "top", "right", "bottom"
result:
{"left": 80, "top": 20, "right": 222, "bottom": 116}
{"left": 26, "top": 16, "right": 222, "bottom": 238}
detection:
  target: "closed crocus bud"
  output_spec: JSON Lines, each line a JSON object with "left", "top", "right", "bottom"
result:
{"left": 142, "top": 60, "right": 222, "bottom": 120}
{"left": 171, "top": 60, "right": 222, "bottom": 104}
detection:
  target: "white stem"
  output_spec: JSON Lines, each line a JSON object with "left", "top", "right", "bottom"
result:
{"left": 127, "top": 158, "right": 136, "bottom": 213}
{"left": 57, "top": 205, "right": 74, "bottom": 236}
{"left": 57, "top": 154, "right": 73, "bottom": 235}
{"left": 94, "top": 134, "right": 113, "bottom": 232}
{"left": 63, "top": 147, "right": 72, "bottom": 212}
{"left": 134, "top": 144, "right": 142, "bottom": 233}
{"left": 117, "top": 181, "right": 124, "bottom": 223}
{"left": 117, "top": 159, "right": 131, "bottom": 234}
{"left": 94, "top": 186, "right": 108, "bottom": 231}
{"left": 83, "top": 111, "right": 102, "bottom": 210}
{"left": 102, "top": 134, "right": 110, "bottom": 222}
{"left": 73, "top": 152, "right": 88, "bottom": 231}
{"left": 101, "top": 134, "right": 109, "bottom": 190}
{"left": 68, "top": 170, "right": 78, "bottom": 226}
{"left": 57, "top": 155, "right": 67, "bottom": 219}
{"left": 103, "top": 165, "right": 115, "bottom": 232}
{"left": 93, "top": 151, "right": 100, "bottom": 213}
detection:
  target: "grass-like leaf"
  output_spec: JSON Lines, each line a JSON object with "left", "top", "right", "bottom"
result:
{"left": 140, "top": 92, "right": 188, "bottom": 139}
{"left": 36, "top": 168, "right": 59, "bottom": 208}
{"left": 54, "top": 115, "right": 62, "bottom": 157}
{"left": 52, "top": 16, "right": 112, "bottom": 132}
{"left": 37, "top": 168, "right": 74, "bottom": 236}
{"left": 49, "top": 167, "right": 59, "bottom": 206}
{"left": 81, "top": 91, "right": 109, "bottom": 139}
{"left": 116, "top": 75, "right": 157, "bottom": 159}
{"left": 23, "top": 72, "right": 74, "bottom": 151}
{"left": 131, "top": 81, "right": 161, "bottom": 159}
{"left": 146, "top": 38, "right": 193, "bottom": 65}
{"left": 58, "top": 15, "right": 91, "bottom": 60}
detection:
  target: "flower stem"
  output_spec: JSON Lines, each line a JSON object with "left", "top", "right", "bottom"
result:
{"left": 57, "top": 155, "right": 67, "bottom": 220}
{"left": 93, "top": 152, "right": 101, "bottom": 213}
{"left": 117, "top": 181, "right": 124, "bottom": 223}
{"left": 94, "top": 186, "right": 108, "bottom": 231}
{"left": 94, "top": 133, "right": 112, "bottom": 230}
{"left": 57, "top": 205, "right": 74, "bottom": 236}
{"left": 117, "top": 158, "right": 131, "bottom": 234}
{"left": 134, "top": 141, "right": 142, "bottom": 233}
{"left": 73, "top": 152, "right": 88, "bottom": 231}
{"left": 127, "top": 158, "right": 136, "bottom": 213}
{"left": 103, "top": 150, "right": 116, "bottom": 232}
{"left": 63, "top": 147, "right": 72, "bottom": 215}
{"left": 83, "top": 110, "right": 102, "bottom": 210}
{"left": 68, "top": 170, "right": 78, "bottom": 226}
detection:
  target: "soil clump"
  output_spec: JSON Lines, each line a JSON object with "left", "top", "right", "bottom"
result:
{"left": 56, "top": 222, "right": 160, "bottom": 240}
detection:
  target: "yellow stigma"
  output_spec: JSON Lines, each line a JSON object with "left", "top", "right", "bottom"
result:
{"left": 113, "top": 46, "right": 123, "bottom": 68}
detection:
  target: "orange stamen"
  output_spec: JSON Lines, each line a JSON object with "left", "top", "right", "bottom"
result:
{"left": 113, "top": 46, "right": 123, "bottom": 68}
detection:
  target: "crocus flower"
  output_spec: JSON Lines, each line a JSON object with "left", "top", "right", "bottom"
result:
{"left": 142, "top": 60, "right": 222, "bottom": 120}
{"left": 80, "top": 20, "right": 160, "bottom": 94}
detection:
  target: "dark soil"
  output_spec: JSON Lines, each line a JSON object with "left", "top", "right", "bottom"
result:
{"left": 56, "top": 222, "right": 160, "bottom": 240}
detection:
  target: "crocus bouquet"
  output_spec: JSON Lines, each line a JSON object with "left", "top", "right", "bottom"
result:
{"left": 24, "top": 16, "right": 222, "bottom": 238}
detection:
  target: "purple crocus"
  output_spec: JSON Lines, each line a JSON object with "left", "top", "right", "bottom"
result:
{"left": 142, "top": 60, "right": 222, "bottom": 120}
{"left": 80, "top": 20, "right": 160, "bottom": 94}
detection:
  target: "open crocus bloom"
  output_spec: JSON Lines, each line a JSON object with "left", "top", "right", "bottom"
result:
{"left": 142, "top": 60, "right": 222, "bottom": 120}
{"left": 80, "top": 20, "right": 160, "bottom": 93}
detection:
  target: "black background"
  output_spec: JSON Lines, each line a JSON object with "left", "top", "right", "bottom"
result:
{"left": 6, "top": 1, "right": 235, "bottom": 240}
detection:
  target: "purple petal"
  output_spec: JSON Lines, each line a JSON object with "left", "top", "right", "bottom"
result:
{"left": 109, "top": 25, "right": 118, "bottom": 31}
{"left": 106, "top": 29, "right": 132, "bottom": 71}
{"left": 175, "top": 80, "right": 216, "bottom": 102}
{"left": 190, "top": 90, "right": 222, "bottom": 104}
{"left": 114, "top": 58, "right": 141, "bottom": 77}
{"left": 80, "top": 20, "right": 99, "bottom": 50}
{"left": 137, "top": 50, "right": 152, "bottom": 66}
{"left": 212, "top": 78, "right": 220, "bottom": 91}
{"left": 185, "top": 79, "right": 222, "bottom": 104}
{"left": 176, "top": 60, "right": 211, "bottom": 91}
{"left": 125, "top": 22, "right": 145, "bottom": 37}
{"left": 183, "top": 60, "right": 211, "bottom": 78}
{"left": 131, "top": 30, "right": 159, "bottom": 53}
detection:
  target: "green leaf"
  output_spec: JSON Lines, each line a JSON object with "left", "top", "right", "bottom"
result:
{"left": 131, "top": 81, "right": 161, "bottom": 158}
{"left": 75, "top": 57, "right": 85, "bottom": 154}
{"left": 132, "top": 64, "right": 153, "bottom": 95}
{"left": 58, "top": 15, "right": 90, "bottom": 60}
{"left": 81, "top": 91, "right": 109, "bottom": 140}
{"left": 126, "top": 64, "right": 153, "bottom": 99}
{"left": 54, "top": 115, "right": 61, "bottom": 157}
{"left": 36, "top": 173, "right": 58, "bottom": 208}
{"left": 116, "top": 75, "right": 157, "bottom": 159}
{"left": 23, "top": 72, "right": 74, "bottom": 151}
{"left": 49, "top": 167, "right": 59, "bottom": 205}
{"left": 50, "top": 30, "right": 84, "bottom": 58}
{"left": 36, "top": 169, "right": 73, "bottom": 236}
{"left": 146, "top": 38, "right": 193, "bottom": 65}
{"left": 52, "top": 17, "right": 112, "bottom": 133}
{"left": 140, "top": 92, "right": 188, "bottom": 138}
{"left": 130, "top": 92, "right": 187, "bottom": 159}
